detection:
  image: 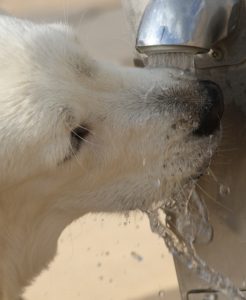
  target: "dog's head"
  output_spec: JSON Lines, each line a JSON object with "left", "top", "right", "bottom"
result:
{"left": 0, "top": 16, "right": 223, "bottom": 214}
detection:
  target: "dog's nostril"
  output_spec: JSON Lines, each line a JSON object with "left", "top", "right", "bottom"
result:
{"left": 193, "top": 80, "right": 224, "bottom": 137}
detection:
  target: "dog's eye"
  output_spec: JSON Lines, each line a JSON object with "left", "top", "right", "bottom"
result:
{"left": 70, "top": 125, "right": 90, "bottom": 152}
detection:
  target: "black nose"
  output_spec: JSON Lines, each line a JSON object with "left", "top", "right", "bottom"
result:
{"left": 194, "top": 80, "right": 224, "bottom": 136}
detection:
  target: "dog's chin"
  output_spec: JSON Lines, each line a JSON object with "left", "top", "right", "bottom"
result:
{"left": 191, "top": 159, "right": 211, "bottom": 181}
{"left": 193, "top": 130, "right": 221, "bottom": 174}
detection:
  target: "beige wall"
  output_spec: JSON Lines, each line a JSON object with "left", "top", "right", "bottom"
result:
{"left": 1, "top": 0, "right": 118, "bottom": 16}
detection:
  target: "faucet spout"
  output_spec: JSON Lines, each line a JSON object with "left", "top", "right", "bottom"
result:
{"left": 136, "top": 0, "right": 241, "bottom": 55}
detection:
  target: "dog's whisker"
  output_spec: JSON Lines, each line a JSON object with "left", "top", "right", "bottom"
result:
{"left": 65, "top": 123, "right": 101, "bottom": 148}
{"left": 207, "top": 167, "right": 219, "bottom": 183}
{"left": 73, "top": 124, "right": 95, "bottom": 136}
{"left": 71, "top": 129, "right": 99, "bottom": 147}
{"left": 196, "top": 182, "right": 233, "bottom": 213}
{"left": 216, "top": 148, "right": 238, "bottom": 153}
{"left": 62, "top": 0, "right": 69, "bottom": 26}
{"left": 67, "top": 139, "right": 85, "bottom": 169}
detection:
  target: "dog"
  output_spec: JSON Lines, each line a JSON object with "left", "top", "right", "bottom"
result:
{"left": 0, "top": 15, "right": 223, "bottom": 299}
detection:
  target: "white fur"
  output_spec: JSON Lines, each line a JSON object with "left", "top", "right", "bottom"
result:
{"left": 0, "top": 15, "right": 219, "bottom": 299}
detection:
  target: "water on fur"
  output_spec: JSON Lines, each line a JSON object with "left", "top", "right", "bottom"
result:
{"left": 146, "top": 53, "right": 244, "bottom": 299}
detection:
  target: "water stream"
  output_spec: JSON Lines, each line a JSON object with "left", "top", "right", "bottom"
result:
{"left": 147, "top": 207, "right": 245, "bottom": 300}
{"left": 145, "top": 53, "right": 246, "bottom": 300}
{"left": 147, "top": 53, "right": 195, "bottom": 71}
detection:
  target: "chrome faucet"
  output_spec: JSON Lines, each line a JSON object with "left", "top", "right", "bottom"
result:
{"left": 136, "top": 0, "right": 241, "bottom": 55}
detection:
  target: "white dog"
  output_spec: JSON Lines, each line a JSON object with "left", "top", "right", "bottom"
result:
{"left": 0, "top": 15, "right": 223, "bottom": 300}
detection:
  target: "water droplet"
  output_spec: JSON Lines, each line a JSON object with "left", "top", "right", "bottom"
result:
{"left": 155, "top": 178, "right": 161, "bottom": 188}
{"left": 203, "top": 293, "right": 218, "bottom": 300}
{"left": 131, "top": 251, "right": 143, "bottom": 262}
{"left": 219, "top": 184, "right": 231, "bottom": 197}
{"left": 58, "top": 106, "right": 64, "bottom": 113}
{"left": 143, "top": 158, "right": 146, "bottom": 167}
{"left": 158, "top": 290, "right": 166, "bottom": 298}
{"left": 187, "top": 260, "right": 194, "bottom": 269}
{"left": 166, "top": 215, "right": 172, "bottom": 221}
{"left": 208, "top": 149, "right": 213, "bottom": 157}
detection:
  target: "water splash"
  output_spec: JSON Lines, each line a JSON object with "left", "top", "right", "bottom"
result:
{"left": 207, "top": 169, "right": 231, "bottom": 198}
{"left": 219, "top": 184, "right": 231, "bottom": 197}
{"left": 176, "top": 190, "right": 213, "bottom": 244}
{"left": 146, "top": 207, "right": 245, "bottom": 300}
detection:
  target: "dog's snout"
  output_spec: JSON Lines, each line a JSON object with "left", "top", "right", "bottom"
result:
{"left": 194, "top": 80, "right": 224, "bottom": 137}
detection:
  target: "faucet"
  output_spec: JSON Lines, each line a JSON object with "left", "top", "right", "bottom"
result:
{"left": 122, "top": 0, "right": 246, "bottom": 299}
{"left": 136, "top": 0, "right": 241, "bottom": 55}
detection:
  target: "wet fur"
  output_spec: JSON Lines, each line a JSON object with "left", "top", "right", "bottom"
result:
{"left": 0, "top": 16, "right": 219, "bottom": 299}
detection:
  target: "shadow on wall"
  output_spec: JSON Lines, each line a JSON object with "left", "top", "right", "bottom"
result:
{"left": 132, "top": 288, "right": 180, "bottom": 300}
